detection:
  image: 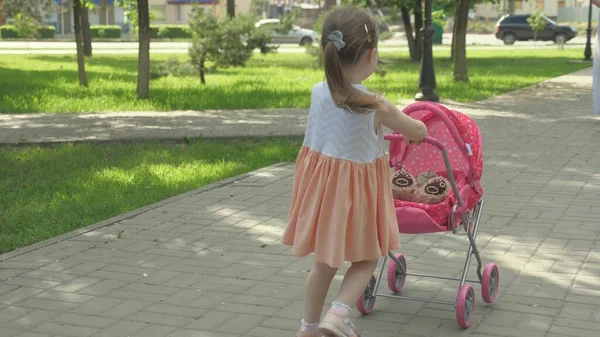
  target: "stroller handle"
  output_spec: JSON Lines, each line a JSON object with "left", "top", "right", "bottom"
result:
{"left": 384, "top": 133, "right": 465, "bottom": 208}
{"left": 384, "top": 135, "right": 443, "bottom": 150}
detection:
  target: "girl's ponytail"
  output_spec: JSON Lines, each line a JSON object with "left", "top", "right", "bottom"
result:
{"left": 321, "top": 7, "right": 383, "bottom": 114}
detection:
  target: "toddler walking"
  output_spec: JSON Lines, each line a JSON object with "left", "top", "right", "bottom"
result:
{"left": 282, "top": 6, "right": 427, "bottom": 337}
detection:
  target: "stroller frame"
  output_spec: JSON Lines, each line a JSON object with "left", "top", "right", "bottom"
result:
{"left": 356, "top": 135, "right": 499, "bottom": 329}
{"left": 366, "top": 198, "right": 485, "bottom": 306}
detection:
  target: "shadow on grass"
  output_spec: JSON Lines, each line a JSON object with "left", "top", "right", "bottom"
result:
{"left": 0, "top": 51, "right": 591, "bottom": 113}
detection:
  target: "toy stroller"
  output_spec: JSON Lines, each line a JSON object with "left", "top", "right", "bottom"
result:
{"left": 355, "top": 102, "right": 500, "bottom": 329}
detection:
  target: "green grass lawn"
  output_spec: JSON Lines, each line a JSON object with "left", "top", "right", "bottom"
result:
{"left": 0, "top": 49, "right": 590, "bottom": 113}
{"left": 0, "top": 138, "right": 301, "bottom": 254}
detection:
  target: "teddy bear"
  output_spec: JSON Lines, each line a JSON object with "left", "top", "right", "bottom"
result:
{"left": 390, "top": 168, "right": 416, "bottom": 201}
{"left": 390, "top": 168, "right": 450, "bottom": 204}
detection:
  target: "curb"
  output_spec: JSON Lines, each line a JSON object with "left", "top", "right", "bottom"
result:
{"left": 0, "top": 162, "right": 292, "bottom": 262}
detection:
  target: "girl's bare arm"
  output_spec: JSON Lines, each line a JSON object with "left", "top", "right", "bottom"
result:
{"left": 375, "top": 99, "right": 427, "bottom": 142}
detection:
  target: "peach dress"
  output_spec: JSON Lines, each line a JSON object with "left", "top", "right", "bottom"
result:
{"left": 282, "top": 82, "right": 401, "bottom": 268}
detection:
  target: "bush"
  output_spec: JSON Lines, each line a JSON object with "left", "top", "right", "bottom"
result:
{"left": 150, "top": 26, "right": 160, "bottom": 39}
{"left": 156, "top": 25, "right": 192, "bottom": 39}
{"left": 0, "top": 25, "right": 19, "bottom": 39}
{"left": 40, "top": 26, "right": 55, "bottom": 39}
{"left": 90, "top": 25, "right": 122, "bottom": 38}
{"left": 150, "top": 57, "right": 197, "bottom": 79}
{"left": 0, "top": 24, "right": 55, "bottom": 39}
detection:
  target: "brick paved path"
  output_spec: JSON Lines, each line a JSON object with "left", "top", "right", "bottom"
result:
{"left": 1, "top": 68, "right": 599, "bottom": 337}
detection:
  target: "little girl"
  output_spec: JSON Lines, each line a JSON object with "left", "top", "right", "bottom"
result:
{"left": 282, "top": 6, "right": 427, "bottom": 337}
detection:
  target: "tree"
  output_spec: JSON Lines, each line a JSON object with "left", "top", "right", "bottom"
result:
{"left": 227, "top": 0, "right": 235, "bottom": 17}
{"left": 137, "top": 0, "right": 150, "bottom": 98}
{"left": 188, "top": 10, "right": 275, "bottom": 84}
{"left": 116, "top": 0, "right": 140, "bottom": 35}
{"left": 376, "top": 0, "right": 421, "bottom": 61}
{"left": 82, "top": 6, "right": 93, "bottom": 57}
{"left": 73, "top": 0, "right": 88, "bottom": 86}
{"left": 400, "top": 5, "right": 418, "bottom": 61}
{"left": 413, "top": 0, "right": 423, "bottom": 61}
{"left": 1, "top": 0, "right": 55, "bottom": 24}
{"left": 527, "top": 10, "right": 546, "bottom": 42}
{"left": 453, "top": 0, "right": 470, "bottom": 81}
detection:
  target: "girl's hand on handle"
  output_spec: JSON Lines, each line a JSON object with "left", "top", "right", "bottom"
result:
{"left": 376, "top": 98, "right": 427, "bottom": 142}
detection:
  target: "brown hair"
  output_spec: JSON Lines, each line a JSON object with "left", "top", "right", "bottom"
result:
{"left": 322, "top": 6, "right": 382, "bottom": 114}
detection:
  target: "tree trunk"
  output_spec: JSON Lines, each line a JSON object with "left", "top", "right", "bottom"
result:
{"left": 453, "top": 0, "right": 470, "bottom": 82}
{"left": 324, "top": 0, "right": 336, "bottom": 9}
{"left": 137, "top": 0, "right": 150, "bottom": 99}
{"left": 508, "top": 0, "right": 515, "bottom": 14}
{"left": 73, "top": 0, "right": 88, "bottom": 87}
{"left": 414, "top": 0, "right": 423, "bottom": 61}
{"left": 227, "top": 0, "right": 235, "bottom": 18}
{"left": 82, "top": 6, "right": 92, "bottom": 57}
{"left": 401, "top": 6, "right": 418, "bottom": 62}
{"left": 451, "top": 9, "right": 459, "bottom": 60}
{"left": 199, "top": 54, "right": 206, "bottom": 85}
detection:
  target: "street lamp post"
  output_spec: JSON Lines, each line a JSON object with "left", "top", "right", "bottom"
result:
{"left": 584, "top": 0, "right": 593, "bottom": 61}
{"left": 415, "top": 0, "right": 439, "bottom": 102}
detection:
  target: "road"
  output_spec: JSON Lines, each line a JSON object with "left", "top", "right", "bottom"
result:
{"left": 0, "top": 34, "right": 589, "bottom": 54}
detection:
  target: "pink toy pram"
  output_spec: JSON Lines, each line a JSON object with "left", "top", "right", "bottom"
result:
{"left": 355, "top": 102, "right": 500, "bottom": 329}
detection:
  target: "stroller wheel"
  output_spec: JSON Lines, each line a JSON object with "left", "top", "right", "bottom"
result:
{"left": 387, "top": 254, "right": 407, "bottom": 293}
{"left": 356, "top": 275, "right": 377, "bottom": 315}
{"left": 456, "top": 284, "right": 475, "bottom": 329}
{"left": 481, "top": 263, "right": 500, "bottom": 304}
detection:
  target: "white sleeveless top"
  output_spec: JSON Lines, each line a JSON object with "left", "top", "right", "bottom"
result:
{"left": 302, "top": 82, "right": 385, "bottom": 164}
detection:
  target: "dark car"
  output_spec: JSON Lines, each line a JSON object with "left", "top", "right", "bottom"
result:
{"left": 494, "top": 14, "right": 577, "bottom": 45}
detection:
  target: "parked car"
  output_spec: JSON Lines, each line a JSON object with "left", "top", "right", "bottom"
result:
{"left": 255, "top": 19, "right": 320, "bottom": 46}
{"left": 494, "top": 14, "right": 577, "bottom": 45}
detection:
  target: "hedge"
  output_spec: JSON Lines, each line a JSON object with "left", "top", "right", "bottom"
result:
{"left": 40, "top": 26, "right": 56, "bottom": 39}
{"left": 0, "top": 25, "right": 54, "bottom": 39}
{"left": 90, "top": 25, "right": 122, "bottom": 38}
{"left": 0, "top": 25, "right": 19, "bottom": 39}
{"left": 151, "top": 25, "right": 192, "bottom": 39}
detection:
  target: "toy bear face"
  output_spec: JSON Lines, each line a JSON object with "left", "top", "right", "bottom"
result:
{"left": 391, "top": 168, "right": 414, "bottom": 188}
{"left": 424, "top": 177, "right": 447, "bottom": 196}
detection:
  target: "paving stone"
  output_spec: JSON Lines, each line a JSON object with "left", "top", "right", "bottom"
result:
{"left": 74, "top": 297, "right": 123, "bottom": 315}
{"left": 0, "top": 328, "right": 22, "bottom": 337}
{"left": 128, "top": 310, "right": 195, "bottom": 327}
{"left": 77, "top": 279, "right": 128, "bottom": 296}
{"left": 52, "top": 312, "right": 117, "bottom": 329}
{"left": 32, "top": 321, "right": 98, "bottom": 337}
{"left": 0, "top": 287, "right": 44, "bottom": 305}
{"left": 35, "top": 291, "right": 94, "bottom": 304}
{"left": 53, "top": 277, "right": 103, "bottom": 293}
{"left": 98, "top": 300, "right": 150, "bottom": 318}
{"left": 89, "top": 320, "right": 147, "bottom": 337}
{"left": 129, "top": 324, "right": 177, "bottom": 337}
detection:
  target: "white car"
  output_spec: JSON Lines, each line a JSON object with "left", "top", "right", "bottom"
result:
{"left": 255, "top": 19, "right": 320, "bottom": 46}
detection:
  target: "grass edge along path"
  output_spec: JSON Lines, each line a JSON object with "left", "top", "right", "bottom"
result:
{"left": 0, "top": 137, "right": 302, "bottom": 254}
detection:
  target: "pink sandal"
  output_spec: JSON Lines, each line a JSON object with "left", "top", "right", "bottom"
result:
{"left": 318, "top": 310, "right": 361, "bottom": 337}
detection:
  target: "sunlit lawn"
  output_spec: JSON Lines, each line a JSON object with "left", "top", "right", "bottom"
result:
{"left": 0, "top": 49, "right": 590, "bottom": 113}
{"left": 0, "top": 138, "right": 301, "bottom": 253}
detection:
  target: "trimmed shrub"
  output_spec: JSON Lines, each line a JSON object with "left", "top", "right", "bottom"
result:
{"left": 40, "top": 26, "right": 56, "bottom": 39}
{"left": 0, "top": 25, "right": 19, "bottom": 39}
{"left": 150, "top": 26, "right": 160, "bottom": 39}
{"left": 152, "top": 25, "right": 192, "bottom": 39}
{"left": 90, "top": 25, "right": 122, "bottom": 38}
